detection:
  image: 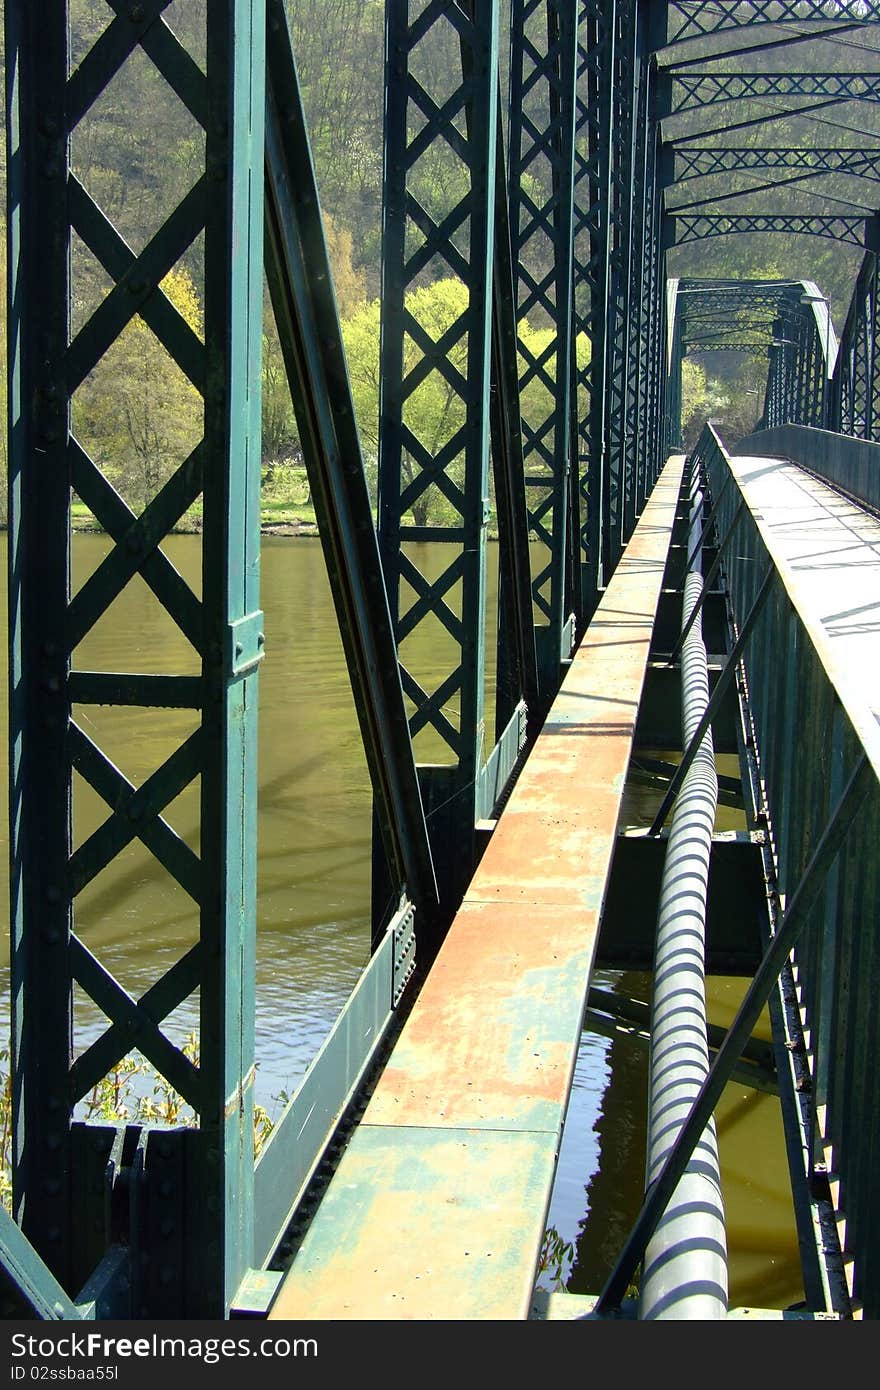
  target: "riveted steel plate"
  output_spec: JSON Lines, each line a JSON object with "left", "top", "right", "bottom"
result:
{"left": 268, "top": 1126, "right": 558, "bottom": 1321}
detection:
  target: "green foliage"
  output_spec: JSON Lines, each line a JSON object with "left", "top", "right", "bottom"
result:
{"left": 73, "top": 266, "right": 203, "bottom": 517}
{"left": 536, "top": 1225, "right": 575, "bottom": 1291}
{"left": 342, "top": 277, "right": 589, "bottom": 527}
{"left": 0, "top": 1035, "right": 276, "bottom": 1212}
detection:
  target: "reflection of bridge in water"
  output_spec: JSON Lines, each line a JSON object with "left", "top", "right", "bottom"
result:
{"left": 3, "top": 0, "right": 880, "bottom": 1321}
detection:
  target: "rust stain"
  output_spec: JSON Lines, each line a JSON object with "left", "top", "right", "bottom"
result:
{"left": 269, "top": 455, "right": 685, "bottom": 1320}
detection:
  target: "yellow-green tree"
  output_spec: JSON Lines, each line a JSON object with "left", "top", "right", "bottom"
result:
{"left": 342, "top": 277, "right": 588, "bottom": 527}
{"left": 73, "top": 266, "right": 203, "bottom": 514}
{"left": 262, "top": 211, "right": 367, "bottom": 470}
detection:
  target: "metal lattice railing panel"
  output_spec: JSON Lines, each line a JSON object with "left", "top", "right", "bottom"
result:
{"left": 7, "top": 0, "right": 266, "bottom": 1315}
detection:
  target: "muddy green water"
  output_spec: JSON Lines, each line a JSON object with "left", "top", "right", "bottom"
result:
{"left": 0, "top": 533, "right": 803, "bottom": 1309}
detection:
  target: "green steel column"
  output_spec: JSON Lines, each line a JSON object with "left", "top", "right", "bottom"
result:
{"left": 377, "top": 0, "right": 499, "bottom": 922}
{"left": 576, "top": 0, "right": 616, "bottom": 616}
{"left": 6, "top": 0, "right": 265, "bottom": 1316}
{"left": 198, "top": 0, "right": 265, "bottom": 1314}
{"left": 603, "top": 0, "right": 637, "bottom": 580}
{"left": 508, "top": 0, "right": 579, "bottom": 698}
{"left": 7, "top": 0, "right": 74, "bottom": 1287}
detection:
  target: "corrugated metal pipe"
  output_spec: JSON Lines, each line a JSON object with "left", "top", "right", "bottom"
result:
{"left": 638, "top": 463, "right": 728, "bottom": 1320}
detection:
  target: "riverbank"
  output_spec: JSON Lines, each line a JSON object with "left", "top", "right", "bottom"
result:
{"left": 66, "top": 514, "right": 321, "bottom": 537}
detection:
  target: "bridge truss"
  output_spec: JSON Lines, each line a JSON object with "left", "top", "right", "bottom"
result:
{"left": 3, "top": 0, "right": 880, "bottom": 1320}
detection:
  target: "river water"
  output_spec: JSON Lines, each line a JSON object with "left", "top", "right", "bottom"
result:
{"left": 0, "top": 532, "right": 803, "bottom": 1309}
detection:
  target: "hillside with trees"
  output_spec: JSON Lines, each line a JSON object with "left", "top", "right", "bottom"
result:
{"left": 1, "top": 3, "right": 879, "bottom": 519}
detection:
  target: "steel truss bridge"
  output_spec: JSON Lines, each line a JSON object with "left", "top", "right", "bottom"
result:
{"left": 3, "top": 0, "right": 880, "bottom": 1321}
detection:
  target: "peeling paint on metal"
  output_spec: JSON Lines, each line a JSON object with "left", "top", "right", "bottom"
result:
{"left": 269, "top": 455, "right": 685, "bottom": 1321}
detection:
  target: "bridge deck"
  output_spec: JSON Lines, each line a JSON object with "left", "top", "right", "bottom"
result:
{"left": 268, "top": 454, "right": 685, "bottom": 1320}
{"left": 728, "top": 451, "right": 880, "bottom": 777}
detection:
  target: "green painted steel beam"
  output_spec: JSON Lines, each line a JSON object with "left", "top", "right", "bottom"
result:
{"left": 263, "top": 0, "right": 438, "bottom": 937}
{"left": 7, "top": 0, "right": 267, "bottom": 1317}
{"left": 508, "top": 0, "right": 579, "bottom": 698}
{"left": 377, "top": 0, "right": 501, "bottom": 924}
{"left": 670, "top": 213, "right": 867, "bottom": 246}
{"left": 666, "top": 1, "right": 880, "bottom": 45}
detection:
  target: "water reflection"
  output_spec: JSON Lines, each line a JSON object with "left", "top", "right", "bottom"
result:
{"left": 0, "top": 532, "right": 804, "bottom": 1308}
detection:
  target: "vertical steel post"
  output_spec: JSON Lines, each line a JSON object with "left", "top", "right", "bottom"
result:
{"left": 577, "top": 0, "right": 617, "bottom": 616}
{"left": 508, "top": 0, "right": 579, "bottom": 697}
{"left": 602, "top": 0, "right": 637, "bottom": 580}
{"left": 377, "top": 0, "right": 498, "bottom": 923}
{"left": 197, "top": 0, "right": 265, "bottom": 1314}
{"left": 7, "top": 1, "right": 266, "bottom": 1315}
{"left": 7, "top": 0, "right": 74, "bottom": 1287}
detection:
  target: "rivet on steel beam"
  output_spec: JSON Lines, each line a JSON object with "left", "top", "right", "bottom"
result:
{"left": 47, "top": 1227, "right": 61, "bottom": 1243}
{"left": 128, "top": 4, "right": 145, "bottom": 22}
{"left": 44, "top": 1179, "right": 61, "bottom": 1195}
{"left": 46, "top": 886, "right": 61, "bottom": 903}
{"left": 158, "top": 1139, "right": 172, "bottom": 1159}
{"left": 158, "top": 1180, "right": 174, "bottom": 1198}
{"left": 46, "top": 1134, "right": 62, "bottom": 1152}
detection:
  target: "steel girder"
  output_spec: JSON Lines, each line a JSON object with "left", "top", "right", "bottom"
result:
{"left": 668, "top": 279, "right": 835, "bottom": 438}
{"left": 508, "top": 0, "right": 579, "bottom": 696}
{"left": 830, "top": 224, "right": 880, "bottom": 439}
{"left": 666, "top": 1, "right": 880, "bottom": 44}
{"left": 573, "top": 0, "right": 666, "bottom": 605}
{"left": 7, "top": 0, "right": 266, "bottom": 1315}
{"left": 671, "top": 214, "right": 868, "bottom": 246}
{"left": 666, "top": 71, "right": 880, "bottom": 115}
{"left": 377, "top": 0, "right": 515, "bottom": 920}
{"left": 574, "top": 0, "right": 617, "bottom": 612}
{"left": 673, "top": 148, "right": 880, "bottom": 184}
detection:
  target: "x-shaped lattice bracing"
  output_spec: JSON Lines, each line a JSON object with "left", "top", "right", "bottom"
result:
{"left": 397, "top": 550, "right": 466, "bottom": 649}
{"left": 59, "top": 3, "right": 213, "bottom": 1108}
{"left": 401, "top": 663, "right": 463, "bottom": 751}
{"left": 405, "top": 195, "right": 471, "bottom": 285}
{"left": 671, "top": 71, "right": 880, "bottom": 113}
{"left": 68, "top": 723, "right": 202, "bottom": 903}
{"left": 66, "top": 177, "right": 206, "bottom": 396}
{"left": 399, "top": 432, "right": 469, "bottom": 520}
{"left": 68, "top": 442, "right": 204, "bottom": 652}
{"left": 674, "top": 214, "right": 867, "bottom": 245}
{"left": 68, "top": 936, "right": 202, "bottom": 1110}
{"left": 668, "top": 1, "right": 880, "bottom": 43}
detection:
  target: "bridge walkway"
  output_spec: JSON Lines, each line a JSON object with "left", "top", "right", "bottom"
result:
{"left": 268, "top": 454, "right": 686, "bottom": 1320}
{"left": 725, "top": 448, "right": 880, "bottom": 779}
{"left": 267, "top": 441, "right": 880, "bottom": 1321}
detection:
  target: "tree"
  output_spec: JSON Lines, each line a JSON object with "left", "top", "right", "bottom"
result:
{"left": 261, "top": 211, "right": 367, "bottom": 472}
{"left": 73, "top": 266, "right": 203, "bottom": 514}
{"left": 342, "top": 277, "right": 590, "bottom": 527}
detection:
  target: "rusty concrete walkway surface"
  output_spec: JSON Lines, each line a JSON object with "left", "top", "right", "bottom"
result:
{"left": 268, "top": 454, "right": 686, "bottom": 1320}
